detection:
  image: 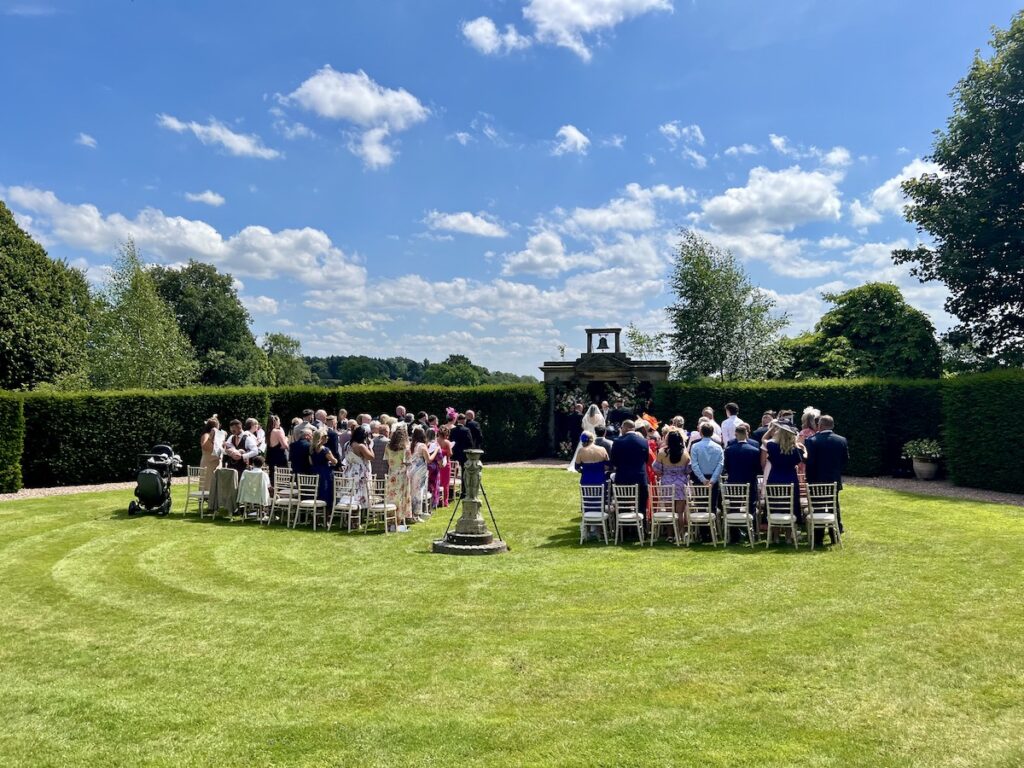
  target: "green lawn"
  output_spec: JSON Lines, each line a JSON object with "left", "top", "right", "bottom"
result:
{"left": 0, "top": 469, "right": 1021, "bottom": 767}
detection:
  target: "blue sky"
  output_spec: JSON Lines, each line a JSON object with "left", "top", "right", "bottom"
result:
{"left": 1, "top": 0, "right": 1018, "bottom": 374}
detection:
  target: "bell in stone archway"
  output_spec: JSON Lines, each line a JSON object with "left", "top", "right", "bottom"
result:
{"left": 595, "top": 335, "right": 610, "bottom": 351}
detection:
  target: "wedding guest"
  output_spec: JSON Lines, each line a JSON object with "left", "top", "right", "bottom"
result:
{"left": 451, "top": 414, "right": 474, "bottom": 467}
{"left": 290, "top": 427, "right": 314, "bottom": 477}
{"left": 607, "top": 399, "right": 633, "bottom": 432}
{"left": 266, "top": 415, "right": 290, "bottom": 472}
{"left": 314, "top": 409, "right": 328, "bottom": 430}
{"left": 701, "top": 407, "right": 723, "bottom": 443}
{"left": 359, "top": 413, "right": 372, "bottom": 426}
{"left": 805, "top": 414, "right": 848, "bottom": 541}
{"left": 593, "top": 425, "right": 614, "bottom": 456}
{"left": 752, "top": 412, "right": 775, "bottom": 445}
{"left": 568, "top": 402, "right": 585, "bottom": 445}
{"left": 244, "top": 418, "right": 266, "bottom": 455}
{"left": 415, "top": 411, "right": 429, "bottom": 431}
{"left": 465, "top": 409, "right": 484, "bottom": 449}
{"left": 600, "top": 401, "right": 610, "bottom": 420}
{"left": 762, "top": 417, "right": 805, "bottom": 524}
{"left": 310, "top": 429, "right": 338, "bottom": 508}
{"left": 721, "top": 403, "right": 741, "bottom": 447}
{"left": 337, "top": 408, "right": 348, "bottom": 426}
{"left": 653, "top": 429, "right": 690, "bottom": 530}
{"left": 325, "top": 415, "right": 341, "bottom": 462}
{"left": 223, "top": 419, "right": 258, "bottom": 478}
{"left": 292, "top": 410, "right": 315, "bottom": 441}
{"left": 199, "top": 416, "right": 221, "bottom": 492}
{"left": 426, "top": 427, "right": 442, "bottom": 511}
{"left": 395, "top": 405, "right": 407, "bottom": 421}
{"left": 691, "top": 421, "right": 725, "bottom": 516}
{"left": 610, "top": 420, "right": 650, "bottom": 523}
{"left": 724, "top": 424, "right": 761, "bottom": 541}
{"left": 370, "top": 425, "right": 390, "bottom": 479}
{"left": 385, "top": 426, "right": 411, "bottom": 526}
{"left": 437, "top": 425, "right": 453, "bottom": 507}
{"left": 671, "top": 415, "right": 685, "bottom": 429}
{"left": 340, "top": 425, "right": 372, "bottom": 511}
{"left": 799, "top": 407, "right": 820, "bottom": 444}
{"left": 575, "top": 431, "right": 609, "bottom": 487}
{"left": 409, "top": 426, "right": 433, "bottom": 520}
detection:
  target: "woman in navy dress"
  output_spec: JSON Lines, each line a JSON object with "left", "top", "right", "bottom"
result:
{"left": 762, "top": 418, "right": 806, "bottom": 521}
{"left": 310, "top": 429, "right": 338, "bottom": 508}
{"left": 574, "top": 432, "right": 609, "bottom": 486}
{"left": 265, "top": 414, "right": 289, "bottom": 471}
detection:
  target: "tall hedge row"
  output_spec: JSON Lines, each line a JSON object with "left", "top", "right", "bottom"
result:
{"left": 8, "top": 384, "right": 546, "bottom": 489}
{"left": 655, "top": 378, "right": 914, "bottom": 476}
{"left": 942, "top": 370, "right": 1024, "bottom": 493}
{"left": 0, "top": 393, "right": 25, "bottom": 493}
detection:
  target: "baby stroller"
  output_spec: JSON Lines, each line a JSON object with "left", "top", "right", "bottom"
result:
{"left": 128, "top": 444, "right": 183, "bottom": 517}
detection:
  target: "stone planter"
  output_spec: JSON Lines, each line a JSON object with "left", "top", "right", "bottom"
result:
{"left": 912, "top": 458, "right": 939, "bottom": 481}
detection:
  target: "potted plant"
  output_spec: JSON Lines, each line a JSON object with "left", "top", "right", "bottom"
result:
{"left": 902, "top": 439, "right": 943, "bottom": 480}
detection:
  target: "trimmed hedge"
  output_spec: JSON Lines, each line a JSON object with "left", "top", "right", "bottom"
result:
{"left": 0, "top": 393, "right": 24, "bottom": 492}
{"left": 655, "top": 378, "right": 943, "bottom": 477}
{"left": 10, "top": 384, "right": 545, "bottom": 488}
{"left": 943, "top": 370, "right": 1024, "bottom": 493}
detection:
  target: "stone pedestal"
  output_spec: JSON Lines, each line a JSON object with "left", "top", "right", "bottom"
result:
{"left": 432, "top": 449, "right": 507, "bottom": 556}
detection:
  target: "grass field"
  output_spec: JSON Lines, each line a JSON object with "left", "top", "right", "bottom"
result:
{"left": 0, "top": 469, "right": 1022, "bottom": 767}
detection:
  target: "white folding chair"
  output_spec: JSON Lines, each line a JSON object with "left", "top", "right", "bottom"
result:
{"left": 292, "top": 473, "right": 327, "bottom": 531}
{"left": 649, "top": 484, "right": 680, "bottom": 546}
{"left": 579, "top": 484, "right": 610, "bottom": 544}
{"left": 366, "top": 475, "right": 397, "bottom": 533}
{"left": 765, "top": 484, "right": 799, "bottom": 549}
{"left": 806, "top": 482, "right": 843, "bottom": 549}
{"left": 612, "top": 484, "right": 644, "bottom": 545}
{"left": 266, "top": 467, "right": 295, "bottom": 526}
{"left": 685, "top": 484, "right": 718, "bottom": 547}
{"left": 721, "top": 482, "right": 756, "bottom": 546}
{"left": 329, "top": 474, "right": 362, "bottom": 532}
{"left": 451, "top": 462, "right": 462, "bottom": 501}
{"left": 183, "top": 465, "right": 207, "bottom": 518}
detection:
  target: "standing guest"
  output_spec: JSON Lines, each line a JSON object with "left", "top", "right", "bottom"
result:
{"left": 444, "top": 407, "right": 457, "bottom": 430}
{"left": 465, "top": 409, "right": 484, "bottom": 449}
{"left": 635, "top": 422, "right": 659, "bottom": 492}
{"left": 313, "top": 409, "right": 328, "bottom": 430}
{"left": 607, "top": 398, "right": 633, "bottom": 434}
{"left": 610, "top": 420, "right": 651, "bottom": 524}
{"left": 223, "top": 419, "right": 258, "bottom": 478}
{"left": 721, "top": 403, "right": 741, "bottom": 447}
{"left": 385, "top": 427, "right": 412, "bottom": 527}
{"left": 437, "top": 426, "right": 453, "bottom": 507}
{"left": 359, "top": 413, "right": 372, "bottom": 426}
{"left": 690, "top": 421, "right": 725, "bottom": 514}
{"left": 337, "top": 408, "right": 348, "bottom": 426}
{"left": 762, "top": 417, "right": 806, "bottom": 524}
{"left": 600, "top": 401, "right": 610, "bottom": 421}
{"left": 265, "top": 415, "right": 290, "bottom": 473}
{"left": 751, "top": 412, "right": 775, "bottom": 445}
{"left": 724, "top": 424, "right": 762, "bottom": 541}
{"left": 370, "top": 424, "right": 390, "bottom": 480}
{"left": 340, "top": 425, "right": 372, "bottom": 512}
{"left": 310, "top": 429, "right": 338, "bottom": 509}
{"left": 653, "top": 429, "right": 690, "bottom": 532}
{"left": 199, "top": 416, "right": 221, "bottom": 492}
{"left": 593, "top": 425, "right": 614, "bottom": 456}
{"left": 395, "top": 405, "right": 407, "bottom": 421}
{"left": 567, "top": 402, "right": 585, "bottom": 446}
{"left": 337, "top": 419, "right": 353, "bottom": 459}
{"left": 450, "top": 414, "right": 474, "bottom": 468}
{"left": 324, "top": 416, "right": 342, "bottom": 464}
{"left": 408, "top": 426, "right": 433, "bottom": 520}
{"left": 805, "top": 415, "right": 849, "bottom": 541}
{"left": 701, "top": 407, "right": 723, "bottom": 443}
{"left": 404, "top": 413, "right": 415, "bottom": 427}
{"left": 671, "top": 415, "right": 685, "bottom": 429}
{"left": 415, "top": 411, "right": 429, "bottom": 431}
{"left": 426, "top": 427, "right": 443, "bottom": 510}
{"left": 290, "top": 428, "right": 314, "bottom": 477}
{"left": 245, "top": 418, "right": 266, "bottom": 455}
{"left": 799, "top": 407, "right": 820, "bottom": 445}
{"left": 292, "top": 410, "right": 315, "bottom": 441}
{"left": 427, "top": 414, "right": 440, "bottom": 433}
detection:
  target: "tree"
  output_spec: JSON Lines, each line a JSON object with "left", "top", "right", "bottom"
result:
{"left": 149, "top": 260, "right": 274, "bottom": 386}
{"left": 87, "top": 240, "right": 199, "bottom": 389}
{"left": 624, "top": 322, "right": 664, "bottom": 360}
{"left": 263, "top": 333, "right": 315, "bottom": 386}
{"left": 781, "top": 283, "right": 941, "bottom": 379}
{"left": 665, "top": 231, "right": 789, "bottom": 380}
{"left": 893, "top": 12, "right": 1024, "bottom": 359}
{"left": 421, "top": 354, "right": 486, "bottom": 387}
{"left": 0, "top": 202, "right": 92, "bottom": 390}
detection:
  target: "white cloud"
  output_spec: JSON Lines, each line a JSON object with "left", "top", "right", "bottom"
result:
{"left": 283, "top": 66, "right": 429, "bottom": 169}
{"left": 242, "top": 295, "right": 279, "bottom": 315}
{"left": 847, "top": 159, "right": 939, "bottom": 228}
{"left": 461, "top": 16, "right": 532, "bottom": 55}
{"left": 184, "top": 190, "right": 225, "bottom": 207}
{"left": 659, "top": 121, "right": 704, "bottom": 147}
{"left": 552, "top": 124, "right": 590, "bottom": 156}
{"left": 502, "top": 231, "right": 578, "bottom": 276}
{"left": 3, "top": 185, "right": 366, "bottom": 288}
{"left": 849, "top": 199, "right": 883, "bottom": 228}
{"left": 156, "top": 114, "right": 281, "bottom": 159}
{"left": 701, "top": 165, "right": 842, "bottom": 233}
{"left": 75, "top": 132, "right": 97, "bottom": 149}
{"left": 425, "top": 210, "right": 509, "bottom": 238}
{"left": 697, "top": 229, "right": 841, "bottom": 279}
{"left": 449, "top": 131, "right": 474, "bottom": 145}
{"left": 602, "top": 134, "right": 626, "bottom": 148}
{"left": 769, "top": 133, "right": 792, "bottom": 155}
{"left": 822, "top": 146, "right": 852, "bottom": 167}
{"left": 724, "top": 143, "right": 759, "bottom": 156}
{"left": 566, "top": 182, "right": 693, "bottom": 232}
{"left": 818, "top": 235, "right": 853, "bottom": 250}
{"left": 681, "top": 147, "right": 707, "bottom": 169}
{"left": 523, "top": 0, "right": 673, "bottom": 61}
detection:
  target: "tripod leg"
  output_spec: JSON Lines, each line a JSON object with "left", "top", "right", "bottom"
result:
{"left": 478, "top": 481, "right": 504, "bottom": 543}
{"left": 443, "top": 497, "right": 462, "bottom": 537}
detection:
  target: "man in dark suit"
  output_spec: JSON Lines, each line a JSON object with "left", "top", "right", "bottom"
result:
{"left": 450, "top": 415, "right": 474, "bottom": 466}
{"left": 594, "top": 426, "right": 615, "bottom": 483}
{"left": 805, "top": 414, "right": 849, "bottom": 542}
{"left": 567, "top": 403, "right": 584, "bottom": 445}
{"left": 465, "top": 409, "right": 484, "bottom": 449}
{"left": 751, "top": 411, "right": 775, "bottom": 445}
{"left": 289, "top": 428, "right": 313, "bottom": 477}
{"left": 606, "top": 398, "right": 633, "bottom": 438}
{"left": 723, "top": 424, "right": 762, "bottom": 542}
{"left": 610, "top": 420, "right": 649, "bottom": 526}
{"left": 324, "top": 416, "right": 342, "bottom": 461}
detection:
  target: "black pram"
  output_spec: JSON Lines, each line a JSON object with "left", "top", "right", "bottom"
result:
{"left": 128, "top": 444, "right": 183, "bottom": 517}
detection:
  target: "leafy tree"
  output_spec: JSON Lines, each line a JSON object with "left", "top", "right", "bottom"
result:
{"left": 422, "top": 355, "right": 486, "bottom": 387}
{"left": 263, "top": 333, "right": 315, "bottom": 385}
{"left": 149, "top": 260, "right": 273, "bottom": 386}
{"left": 893, "top": 12, "right": 1024, "bottom": 358}
{"left": 87, "top": 240, "right": 199, "bottom": 389}
{"left": 665, "top": 231, "right": 789, "bottom": 380}
{"left": 624, "top": 322, "right": 665, "bottom": 360}
{"left": 0, "top": 201, "right": 92, "bottom": 390}
{"left": 781, "top": 283, "right": 941, "bottom": 379}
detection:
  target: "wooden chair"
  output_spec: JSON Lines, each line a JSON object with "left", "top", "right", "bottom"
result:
{"left": 649, "top": 484, "right": 680, "bottom": 546}
{"left": 612, "top": 484, "right": 644, "bottom": 545}
{"left": 806, "top": 482, "right": 843, "bottom": 549}
{"left": 366, "top": 475, "right": 397, "bottom": 533}
{"left": 329, "top": 474, "right": 362, "bottom": 532}
{"left": 684, "top": 484, "right": 718, "bottom": 547}
{"left": 765, "top": 484, "right": 799, "bottom": 549}
{"left": 265, "top": 468, "right": 295, "bottom": 526}
{"left": 579, "top": 484, "right": 610, "bottom": 544}
{"left": 721, "top": 482, "right": 756, "bottom": 546}
{"left": 292, "top": 473, "right": 327, "bottom": 531}
{"left": 183, "top": 465, "right": 208, "bottom": 518}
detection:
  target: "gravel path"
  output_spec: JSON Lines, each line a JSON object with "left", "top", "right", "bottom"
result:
{"left": 2, "top": 464, "right": 1021, "bottom": 507}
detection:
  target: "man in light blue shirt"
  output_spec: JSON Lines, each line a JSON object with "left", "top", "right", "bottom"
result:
{"left": 690, "top": 421, "right": 725, "bottom": 513}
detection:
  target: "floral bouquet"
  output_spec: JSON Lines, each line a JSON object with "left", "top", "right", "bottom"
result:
{"left": 901, "top": 439, "right": 943, "bottom": 461}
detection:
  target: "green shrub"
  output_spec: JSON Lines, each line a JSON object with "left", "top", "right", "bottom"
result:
{"left": 0, "top": 393, "right": 25, "bottom": 492}
{"left": 942, "top": 370, "right": 1024, "bottom": 493}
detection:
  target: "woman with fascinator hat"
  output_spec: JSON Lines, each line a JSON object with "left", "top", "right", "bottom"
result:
{"left": 761, "top": 416, "right": 806, "bottom": 523}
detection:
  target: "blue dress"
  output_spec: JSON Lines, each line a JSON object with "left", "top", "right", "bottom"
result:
{"left": 766, "top": 441, "right": 802, "bottom": 519}
{"left": 578, "top": 460, "right": 607, "bottom": 487}
{"left": 311, "top": 447, "right": 334, "bottom": 507}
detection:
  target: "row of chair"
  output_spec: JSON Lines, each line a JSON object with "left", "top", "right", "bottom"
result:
{"left": 580, "top": 482, "right": 842, "bottom": 549}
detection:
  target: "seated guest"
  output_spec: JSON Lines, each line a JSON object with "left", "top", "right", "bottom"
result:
{"left": 724, "top": 424, "right": 761, "bottom": 541}
{"left": 805, "top": 414, "right": 848, "bottom": 541}
{"left": 762, "top": 417, "right": 805, "bottom": 524}
{"left": 751, "top": 412, "right": 775, "bottom": 445}
{"left": 690, "top": 422, "right": 724, "bottom": 513}
{"left": 290, "top": 427, "right": 314, "bottom": 477}
{"left": 575, "top": 431, "right": 609, "bottom": 485}
{"left": 653, "top": 429, "right": 690, "bottom": 530}
{"left": 610, "top": 420, "right": 650, "bottom": 518}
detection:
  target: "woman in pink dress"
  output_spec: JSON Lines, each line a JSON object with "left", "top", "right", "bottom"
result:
{"left": 437, "top": 426, "right": 453, "bottom": 507}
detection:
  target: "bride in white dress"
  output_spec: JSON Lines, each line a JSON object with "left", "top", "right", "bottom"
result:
{"left": 567, "top": 404, "right": 606, "bottom": 471}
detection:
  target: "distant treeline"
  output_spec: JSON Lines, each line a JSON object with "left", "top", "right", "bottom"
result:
{"left": 304, "top": 354, "right": 538, "bottom": 387}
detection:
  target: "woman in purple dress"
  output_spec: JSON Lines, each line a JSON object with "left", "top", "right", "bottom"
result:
{"left": 653, "top": 429, "right": 690, "bottom": 528}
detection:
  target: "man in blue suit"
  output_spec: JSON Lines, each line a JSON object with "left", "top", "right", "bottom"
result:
{"left": 610, "top": 419, "right": 649, "bottom": 526}
{"left": 805, "top": 414, "right": 849, "bottom": 542}
{"left": 723, "top": 424, "right": 762, "bottom": 541}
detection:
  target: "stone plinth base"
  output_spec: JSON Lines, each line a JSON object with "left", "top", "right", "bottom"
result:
{"left": 432, "top": 531, "right": 508, "bottom": 556}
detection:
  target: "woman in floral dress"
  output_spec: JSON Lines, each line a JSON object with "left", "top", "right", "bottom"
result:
{"left": 408, "top": 426, "right": 433, "bottom": 521}
{"left": 385, "top": 426, "right": 412, "bottom": 525}
{"left": 340, "top": 425, "right": 372, "bottom": 511}
{"left": 653, "top": 429, "right": 691, "bottom": 530}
